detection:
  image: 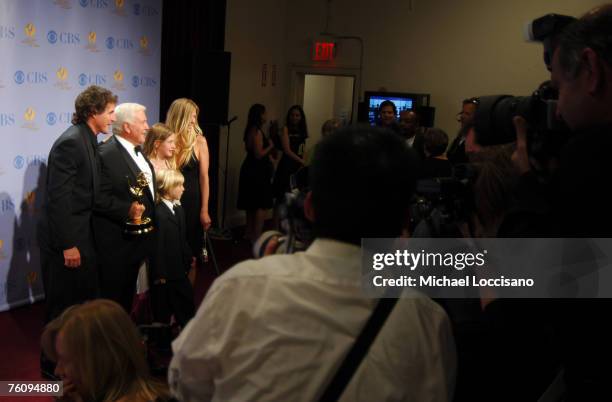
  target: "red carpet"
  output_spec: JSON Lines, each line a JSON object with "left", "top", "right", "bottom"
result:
{"left": 0, "top": 234, "right": 254, "bottom": 401}
{"left": 0, "top": 302, "right": 52, "bottom": 402}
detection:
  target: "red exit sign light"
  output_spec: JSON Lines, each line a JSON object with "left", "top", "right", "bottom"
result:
{"left": 313, "top": 41, "right": 335, "bottom": 61}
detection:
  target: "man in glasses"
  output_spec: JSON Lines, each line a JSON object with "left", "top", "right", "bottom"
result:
{"left": 447, "top": 97, "right": 479, "bottom": 165}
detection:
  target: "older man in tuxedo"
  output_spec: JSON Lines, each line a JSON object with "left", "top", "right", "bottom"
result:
{"left": 94, "top": 103, "right": 155, "bottom": 312}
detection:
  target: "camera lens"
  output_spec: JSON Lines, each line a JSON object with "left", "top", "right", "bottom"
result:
{"left": 473, "top": 95, "right": 531, "bottom": 146}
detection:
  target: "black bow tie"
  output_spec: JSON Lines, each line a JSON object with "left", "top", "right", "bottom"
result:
{"left": 134, "top": 145, "right": 142, "bottom": 155}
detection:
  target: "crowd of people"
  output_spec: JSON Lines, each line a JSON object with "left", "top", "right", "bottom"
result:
{"left": 35, "top": 3, "right": 612, "bottom": 401}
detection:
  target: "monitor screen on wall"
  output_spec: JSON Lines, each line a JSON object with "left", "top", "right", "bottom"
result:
{"left": 364, "top": 91, "right": 430, "bottom": 126}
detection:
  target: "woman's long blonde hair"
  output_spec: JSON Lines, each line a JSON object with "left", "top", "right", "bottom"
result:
{"left": 41, "top": 299, "right": 170, "bottom": 402}
{"left": 166, "top": 98, "right": 203, "bottom": 169}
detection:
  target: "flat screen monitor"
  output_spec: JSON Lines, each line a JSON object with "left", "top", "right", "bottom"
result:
{"left": 364, "top": 91, "right": 430, "bottom": 126}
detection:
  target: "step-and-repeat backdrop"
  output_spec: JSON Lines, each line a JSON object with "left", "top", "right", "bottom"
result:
{"left": 0, "top": 0, "right": 162, "bottom": 311}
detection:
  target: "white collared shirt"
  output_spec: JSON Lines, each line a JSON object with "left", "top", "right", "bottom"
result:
{"left": 161, "top": 198, "right": 178, "bottom": 215}
{"left": 406, "top": 136, "right": 416, "bottom": 147}
{"left": 169, "top": 238, "right": 456, "bottom": 402}
{"left": 115, "top": 134, "right": 155, "bottom": 197}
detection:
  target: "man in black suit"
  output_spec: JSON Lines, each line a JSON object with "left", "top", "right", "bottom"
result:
{"left": 38, "top": 85, "right": 117, "bottom": 323}
{"left": 94, "top": 102, "right": 155, "bottom": 312}
{"left": 447, "top": 97, "right": 479, "bottom": 165}
{"left": 399, "top": 109, "right": 426, "bottom": 160}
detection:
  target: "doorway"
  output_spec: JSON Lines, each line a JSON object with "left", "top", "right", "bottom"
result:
{"left": 302, "top": 74, "right": 355, "bottom": 146}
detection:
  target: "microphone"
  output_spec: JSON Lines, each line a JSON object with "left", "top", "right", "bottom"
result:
{"left": 225, "top": 116, "right": 238, "bottom": 125}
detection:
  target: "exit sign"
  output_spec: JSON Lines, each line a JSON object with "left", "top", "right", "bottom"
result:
{"left": 312, "top": 41, "right": 335, "bottom": 61}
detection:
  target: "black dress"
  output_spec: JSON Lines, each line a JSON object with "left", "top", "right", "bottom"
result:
{"left": 180, "top": 152, "right": 202, "bottom": 258}
{"left": 273, "top": 128, "right": 306, "bottom": 200}
{"left": 237, "top": 130, "right": 273, "bottom": 210}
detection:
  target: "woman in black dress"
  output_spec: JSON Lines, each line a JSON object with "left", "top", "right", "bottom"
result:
{"left": 237, "top": 103, "right": 275, "bottom": 242}
{"left": 166, "top": 99, "right": 211, "bottom": 264}
{"left": 273, "top": 105, "right": 308, "bottom": 202}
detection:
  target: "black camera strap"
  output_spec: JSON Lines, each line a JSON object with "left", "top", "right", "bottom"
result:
{"left": 319, "top": 296, "right": 399, "bottom": 401}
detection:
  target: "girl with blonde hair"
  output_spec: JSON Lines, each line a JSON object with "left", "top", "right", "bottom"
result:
{"left": 166, "top": 98, "right": 211, "bottom": 264}
{"left": 41, "top": 299, "right": 171, "bottom": 402}
{"left": 143, "top": 123, "right": 177, "bottom": 172}
{"left": 134, "top": 123, "right": 178, "bottom": 312}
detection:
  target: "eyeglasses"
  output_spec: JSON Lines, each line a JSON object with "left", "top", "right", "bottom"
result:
{"left": 462, "top": 97, "right": 480, "bottom": 105}
{"left": 455, "top": 98, "right": 479, "bottom": 121}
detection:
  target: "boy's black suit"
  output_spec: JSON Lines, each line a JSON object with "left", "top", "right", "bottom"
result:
{"left": 151, "top": 202, "right": 192, "bottom": 280}
{"left": 150, "top": 201, "right": 194, "bottom": 327}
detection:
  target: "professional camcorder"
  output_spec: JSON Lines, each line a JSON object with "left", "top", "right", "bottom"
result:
{"left": 472, "top": 13, "right": 577, "bottom": 164}
{"left": 525, "top": 13, "right": 577, "bottom": 70}
{"left": 253, "top": 168, "right": 313, "bottom": 257}
{"left": 473, "top": 82, "right": 571, "bottom": 164}
{"left": 409, "top": 164, "right": 479, "bottom": 238}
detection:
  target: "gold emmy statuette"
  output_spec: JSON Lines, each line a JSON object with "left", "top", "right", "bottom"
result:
{"left": 125, "top": 172, "right": 154, "bottom": 235}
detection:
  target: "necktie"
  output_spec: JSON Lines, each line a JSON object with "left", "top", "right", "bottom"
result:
{"left": 134, "top": 145, "right": 142, "bottom": 155}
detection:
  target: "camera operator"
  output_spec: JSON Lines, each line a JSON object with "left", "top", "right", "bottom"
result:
{"left": 547, "top": 5, "right": 612, "bottom": 236}
{"left": 527, "top": 6, "right": 612, "bottom": 400}
{"left": 465, "top": 6, "right": 612, "bottom": 401}
{"left": 168, "top": 126, "right": 456, "bottom": 402}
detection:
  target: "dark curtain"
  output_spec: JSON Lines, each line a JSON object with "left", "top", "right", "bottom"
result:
{"left": 160, "top": 0, "right": 228, "bottom": 226}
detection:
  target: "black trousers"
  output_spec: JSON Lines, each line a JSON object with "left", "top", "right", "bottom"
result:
{"left": 41, "top": 246, "right": 98, "bottom": 323}
{"left": 98, "top": 233, "right": 153, "bottom": 313}
{"left": 150, "top": 277, "right": 195, "bottom": 328}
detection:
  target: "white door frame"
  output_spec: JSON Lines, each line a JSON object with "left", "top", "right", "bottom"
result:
{"left": 286, "top": 63, "right": 360, "bottom": 124}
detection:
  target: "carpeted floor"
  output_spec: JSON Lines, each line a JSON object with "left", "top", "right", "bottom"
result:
{"left": 0, "top": 232, "right": 255, "bottom": 400}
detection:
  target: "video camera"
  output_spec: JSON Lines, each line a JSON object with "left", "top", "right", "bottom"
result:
{"left": 409, "top": 164, "right": 479, "bottom": 238}
{"left": 253, "top": 167, "right": 313, "bottom": 257}
{"left": 473, "top": 82, "right": 571, "bottom": 165}
{"left": 472, "top": 13, "right": 577, "bottom": 166}
{"left": 525, "top": 13, "right": 577, "bottom": 70}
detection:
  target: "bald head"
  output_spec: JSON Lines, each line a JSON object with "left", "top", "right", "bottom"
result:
{"left": 399, "top": 110, "right": 420, "bottom": 138}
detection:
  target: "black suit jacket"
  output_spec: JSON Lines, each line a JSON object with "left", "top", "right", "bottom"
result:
{"left": 38, "top": 123, "right": 98, "bottom": 255}
{"left": 151, "top": 202, "right": 192, "bottom": 281}
{"left": 93, "top": 135, "right": 157, "bottom": 258}
{"left": 447, "top": 134, "right": 468, "bottom": 165}
{"left": 411, "top": 130, "right": 426, "bottom": 161}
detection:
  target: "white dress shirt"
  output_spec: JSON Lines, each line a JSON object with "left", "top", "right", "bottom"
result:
{"left": 169, "top": 238, "right": 456, "bottom": 402}
{"left": 407, "top": 136, "right": 416, "bottom": 148}
{"left": 161, "top": 198, "right": 176, "bottom": 215}
{"left": 115, "top": 134, "right": 155, "bottom": 198}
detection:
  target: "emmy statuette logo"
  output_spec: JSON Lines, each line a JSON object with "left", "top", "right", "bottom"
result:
{"left": 22, "top": 107, "right": 38, "bottom": 130}
{"left": 85, "top": 31, "right": 99, "bottom": 52}
{"left": 22, "top": 23, "right": 39, "bottom": 47}
{"left": 139, "top": 35, "right": 150, "bottom": 55}
{"left": 114, "top": 0, "right": 126, "bottom": 16}
{"left": 113, "top": 69, "right": 125, "bottom": 90}
{"left": 55, "top": 66, "right": 71, "bottom": 90}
